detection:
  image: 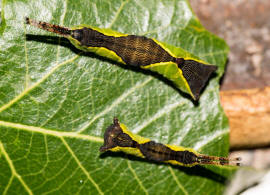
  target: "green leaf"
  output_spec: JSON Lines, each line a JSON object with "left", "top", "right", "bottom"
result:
{"left": 0, "top": 0, "right": 234, "bottom": 194}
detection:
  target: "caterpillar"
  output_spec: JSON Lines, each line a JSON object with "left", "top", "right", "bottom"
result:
{"left": 25, "top": 17, "right": 217, "bottom": 100}
{"left": 100, "top": 118, "right": 241, "bottom": 167}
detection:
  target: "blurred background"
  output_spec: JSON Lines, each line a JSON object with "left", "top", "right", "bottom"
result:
{"left": 190, "top": 0, "right": 270, "bottom": 91}
{"left": 190, "top": 0, "right": 270, "bottom": 194}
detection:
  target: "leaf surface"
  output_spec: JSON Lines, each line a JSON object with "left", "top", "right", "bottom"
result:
{"left": 0, "top": 0, "right": 234, "bottom": 194}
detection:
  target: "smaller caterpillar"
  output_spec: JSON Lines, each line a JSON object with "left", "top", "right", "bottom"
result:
{"left": 25, "top": 17, "right": 217, "bottom": 100}
{"left": 100, "top": 118, "right": 241, "bottom": 167}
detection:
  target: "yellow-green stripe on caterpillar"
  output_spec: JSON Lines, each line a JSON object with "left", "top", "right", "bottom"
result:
{"left": 100, "top": 118, "right": 241, "bottom": 167}
{"left": 26, "top": 17, "right": 217, "bottom": 100}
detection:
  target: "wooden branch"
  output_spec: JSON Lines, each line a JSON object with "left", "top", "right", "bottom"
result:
{"left": 220, "top": 87, "right": 270, "bottom": 149}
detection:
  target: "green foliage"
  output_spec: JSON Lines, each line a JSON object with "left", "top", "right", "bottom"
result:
{"left": 0, "top": 0, "right": 234, "bottom": 194}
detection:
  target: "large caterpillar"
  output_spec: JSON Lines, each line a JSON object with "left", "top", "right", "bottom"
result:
{"left": 100, "top": 118, "right": 241, "bottom": 167}
{"left": 26, "top": 17, "right": 217, "bottom": 100}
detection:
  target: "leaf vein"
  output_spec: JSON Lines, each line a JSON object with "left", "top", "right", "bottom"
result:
{"left": 0, "top": 54, "right": 80, "bottom": 113}
{"left": 194, "top": 129, "right": 228, "bottom": 150}
{"left": 0, "top": 120, "right": 103, "bottom": 143}
{"left": 127, "top": 161, "right": 148, "bottom": 195}
{"left": 0, "top": 141, "right": 33, "bottom": 195}
{"left": 77, "top": 77, "right": 152, "bottom": 133}
{"left": 55, "top": 0, "right": 68, "bottom": 64}
{"left": 40, "top": 80, "right": 69, "bottom": 127}
{"left": 168, "top": 167, "right": 188, "bottom": 195}
{"left": 60, "top": 137, "right": 104, "bottom": 195}
{"left": 23, "top": 21, "right": 29, "bottom": 89}
{"left": 133, "top": 98, "right": 185, "bottom": 134}
{"left": 3, "top": 175, "right": 14, "bottom": 195}
{"left": 107, "top": 0, "right": 129, "bottom": 28}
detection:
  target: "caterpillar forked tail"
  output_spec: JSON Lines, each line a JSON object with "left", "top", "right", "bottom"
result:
{"left": 176, "top": 58, "right": 218, "bottom": 100}
{"left": 25, "top": 17, "right": 71, "bottom": 37}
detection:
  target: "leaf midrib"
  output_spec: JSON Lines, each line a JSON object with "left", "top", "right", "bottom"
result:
{"left": 0, "top": 120, "right": 103, "bottom": 142}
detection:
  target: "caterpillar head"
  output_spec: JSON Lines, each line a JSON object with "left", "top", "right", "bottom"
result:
{"left": 100, "top": 118, "right": 137, "bottom": 152}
